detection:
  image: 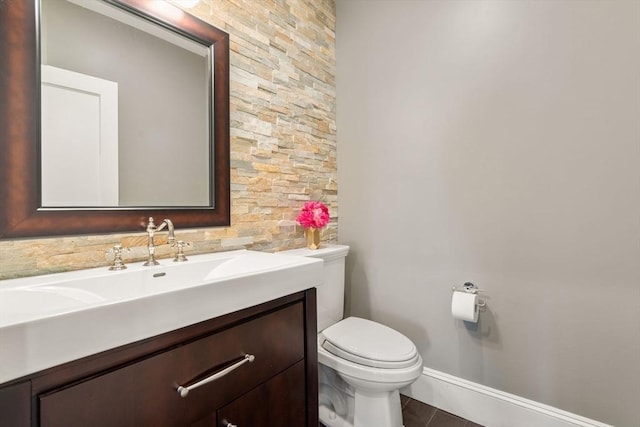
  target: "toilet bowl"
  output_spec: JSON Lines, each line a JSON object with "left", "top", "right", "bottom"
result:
{"left": 318, "top": 316, "right": 423, "bottom": 427}
{"left": 280, "top": 245, "right": 423, "bottom": 427}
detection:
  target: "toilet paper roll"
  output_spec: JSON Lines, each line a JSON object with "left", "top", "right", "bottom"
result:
{"left": 451, "top": 291, "right": 479, "bottom": 323}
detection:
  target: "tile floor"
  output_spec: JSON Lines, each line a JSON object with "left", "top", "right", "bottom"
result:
{"left": 319, "top": 395, "right": 483, "bottom": 427}
{"left": 400, "top": 395, "right": 483, "bottom": 427}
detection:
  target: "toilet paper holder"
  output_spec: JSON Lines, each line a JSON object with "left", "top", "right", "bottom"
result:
{"left": 452, "top": 282, "right": 486, "bottom": 308}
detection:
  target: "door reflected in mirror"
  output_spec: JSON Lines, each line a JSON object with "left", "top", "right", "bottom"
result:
{"left": 40, "top": 0, "right": 211, "bottom": 207}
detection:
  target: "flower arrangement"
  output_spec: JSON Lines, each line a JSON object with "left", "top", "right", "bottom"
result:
{"left": 296, "top": 201, "right": 330, "bottom": 230}
{"left": 297, "top": 201, "right": 329, "bottom": 249}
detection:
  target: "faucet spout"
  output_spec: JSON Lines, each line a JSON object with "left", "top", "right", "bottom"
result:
{"left": 143, "top": 217, "right": 175, "bottom": 266}
{"left": 162, "top": 219, "right": 175, "bottom": 245}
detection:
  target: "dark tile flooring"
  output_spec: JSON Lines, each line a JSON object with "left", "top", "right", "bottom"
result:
{"left": 401, "top": 395, "right": 483, "bottom": 427}
{"left": 319, "top": 394, "right": 483, "bottom": 427}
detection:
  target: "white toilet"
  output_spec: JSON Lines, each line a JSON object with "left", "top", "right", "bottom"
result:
{"left": 281, "top": 245, "right": 423, "bottom": 427}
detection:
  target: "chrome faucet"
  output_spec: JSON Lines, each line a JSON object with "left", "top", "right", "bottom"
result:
{"left": 143, "top": 217, "right": 175, "bottom": 266}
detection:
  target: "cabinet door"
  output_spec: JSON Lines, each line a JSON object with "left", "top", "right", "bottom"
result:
{"left": 217, "top": 360, "right": 306, "bottom": 427}
{"left": 0, "top": 381, "right": 30, "bottom": 427}
{"left": 39, "top": 303, "right": 304, "bottom": 427}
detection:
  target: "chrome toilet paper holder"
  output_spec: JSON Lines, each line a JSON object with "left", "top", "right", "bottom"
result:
{"left": 452, "top": 282, "right": 486, "bottom": 309}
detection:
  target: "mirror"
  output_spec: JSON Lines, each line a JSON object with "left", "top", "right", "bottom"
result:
{"left": 0, "top": 0, "right": 230, "bottom": 238}
{"left": 41, "top": 0, "right": 212, "bottom": 207}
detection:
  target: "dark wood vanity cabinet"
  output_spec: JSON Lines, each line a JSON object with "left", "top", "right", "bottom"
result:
{"left": 216, "top": 360, "right": 306, "bottom": 426}
{"left": 0, "top": 381, "right": 30, "bottom": 427}
{"left": 0, "top": 289, "right": 318, "bottom": 427}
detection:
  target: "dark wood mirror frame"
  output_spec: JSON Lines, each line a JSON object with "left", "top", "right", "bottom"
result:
{"left": 0, "top": 0, "right": 230, "bottom": 239}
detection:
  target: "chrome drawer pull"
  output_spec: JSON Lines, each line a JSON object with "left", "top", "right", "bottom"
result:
{"left": 176, "top": 354, "right": 255, "bottom": 398}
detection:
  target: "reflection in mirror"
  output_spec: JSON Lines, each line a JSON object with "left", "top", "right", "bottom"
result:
{"left": 41, "top": 0, "right": 210, "bottom": 207}
{"left": 0, "top": 0, "right": 230, "bottom": 238}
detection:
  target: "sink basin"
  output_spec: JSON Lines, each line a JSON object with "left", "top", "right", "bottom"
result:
{"left": 11, "top": 251, "right": 304, "bottom": 306}
{"left": 0, "top": 287, "right": 105, "bottom": 325}
{"left": 0, "top": 250, "right": 323, "bottom": 384}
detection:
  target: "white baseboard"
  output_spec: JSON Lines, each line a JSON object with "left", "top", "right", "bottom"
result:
{"left": 401, "top": 367, "right": 612, "bottom": 427}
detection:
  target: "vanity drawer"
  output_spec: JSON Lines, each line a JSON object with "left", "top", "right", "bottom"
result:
{"left": 39, "top": 302, "right": 304, "bottom": 427}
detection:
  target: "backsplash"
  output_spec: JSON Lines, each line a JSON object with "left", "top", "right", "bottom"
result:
{"left": 0, "top": 0, "right": 337, "bottom": 280}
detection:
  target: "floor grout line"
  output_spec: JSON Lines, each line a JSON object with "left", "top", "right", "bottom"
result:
{"left": 425, "top": 408, "right": 437, "bottom": 426}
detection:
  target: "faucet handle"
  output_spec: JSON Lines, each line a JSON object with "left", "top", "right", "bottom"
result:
{"left": 172, "top": 240, "right": 190, "bottom": 262}
{"left": 107, "top": 244, "right": 130, "bottom": 271}
{"left": 146, "top": 217, "right": 157, "bottom": 232}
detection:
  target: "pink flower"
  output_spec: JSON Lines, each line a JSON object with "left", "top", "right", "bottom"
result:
{"left": 297, "top": 201, "right": 330, "bottom": 229}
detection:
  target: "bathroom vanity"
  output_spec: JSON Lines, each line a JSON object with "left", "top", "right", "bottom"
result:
{"left": 0, "top": 251, "right": 322, "bottom": 426}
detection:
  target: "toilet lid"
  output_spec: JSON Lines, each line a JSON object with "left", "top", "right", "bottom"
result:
{"left": 321, "top": 317, "right": 419, "bottom": 369}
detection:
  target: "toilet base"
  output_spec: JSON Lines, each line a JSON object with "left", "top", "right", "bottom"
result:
{"left": 352, "top": 388, "right": 402, "bottom": 427}
{"left": 319, "top": 403, "right": 353, "bottom": 427}
{"left": 318, "top": 364, "right": 405, "bottom": 427}
{"left": 319, "top": 365, "right": 353, "bottom": 427}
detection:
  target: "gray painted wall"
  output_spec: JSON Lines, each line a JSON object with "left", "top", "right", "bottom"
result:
{"left": 336, "top": 1, "right": 639, "bottom": 426}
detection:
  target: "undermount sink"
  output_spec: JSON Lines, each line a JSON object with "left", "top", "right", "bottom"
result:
{"left": 0, "top": 250, "right": 323, "bottom": 384}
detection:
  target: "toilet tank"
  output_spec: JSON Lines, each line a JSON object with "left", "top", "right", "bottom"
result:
{"left": 279, "top": 245, "right": 349, "bottom": 332}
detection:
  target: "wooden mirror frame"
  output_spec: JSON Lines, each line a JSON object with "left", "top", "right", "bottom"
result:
{"left": 0, "top": 0, "right": 230, "bottom": 239}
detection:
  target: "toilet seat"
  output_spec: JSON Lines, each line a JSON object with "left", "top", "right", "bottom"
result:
{"left": 320, "top": 317, "right": 419, "bottom": 369}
